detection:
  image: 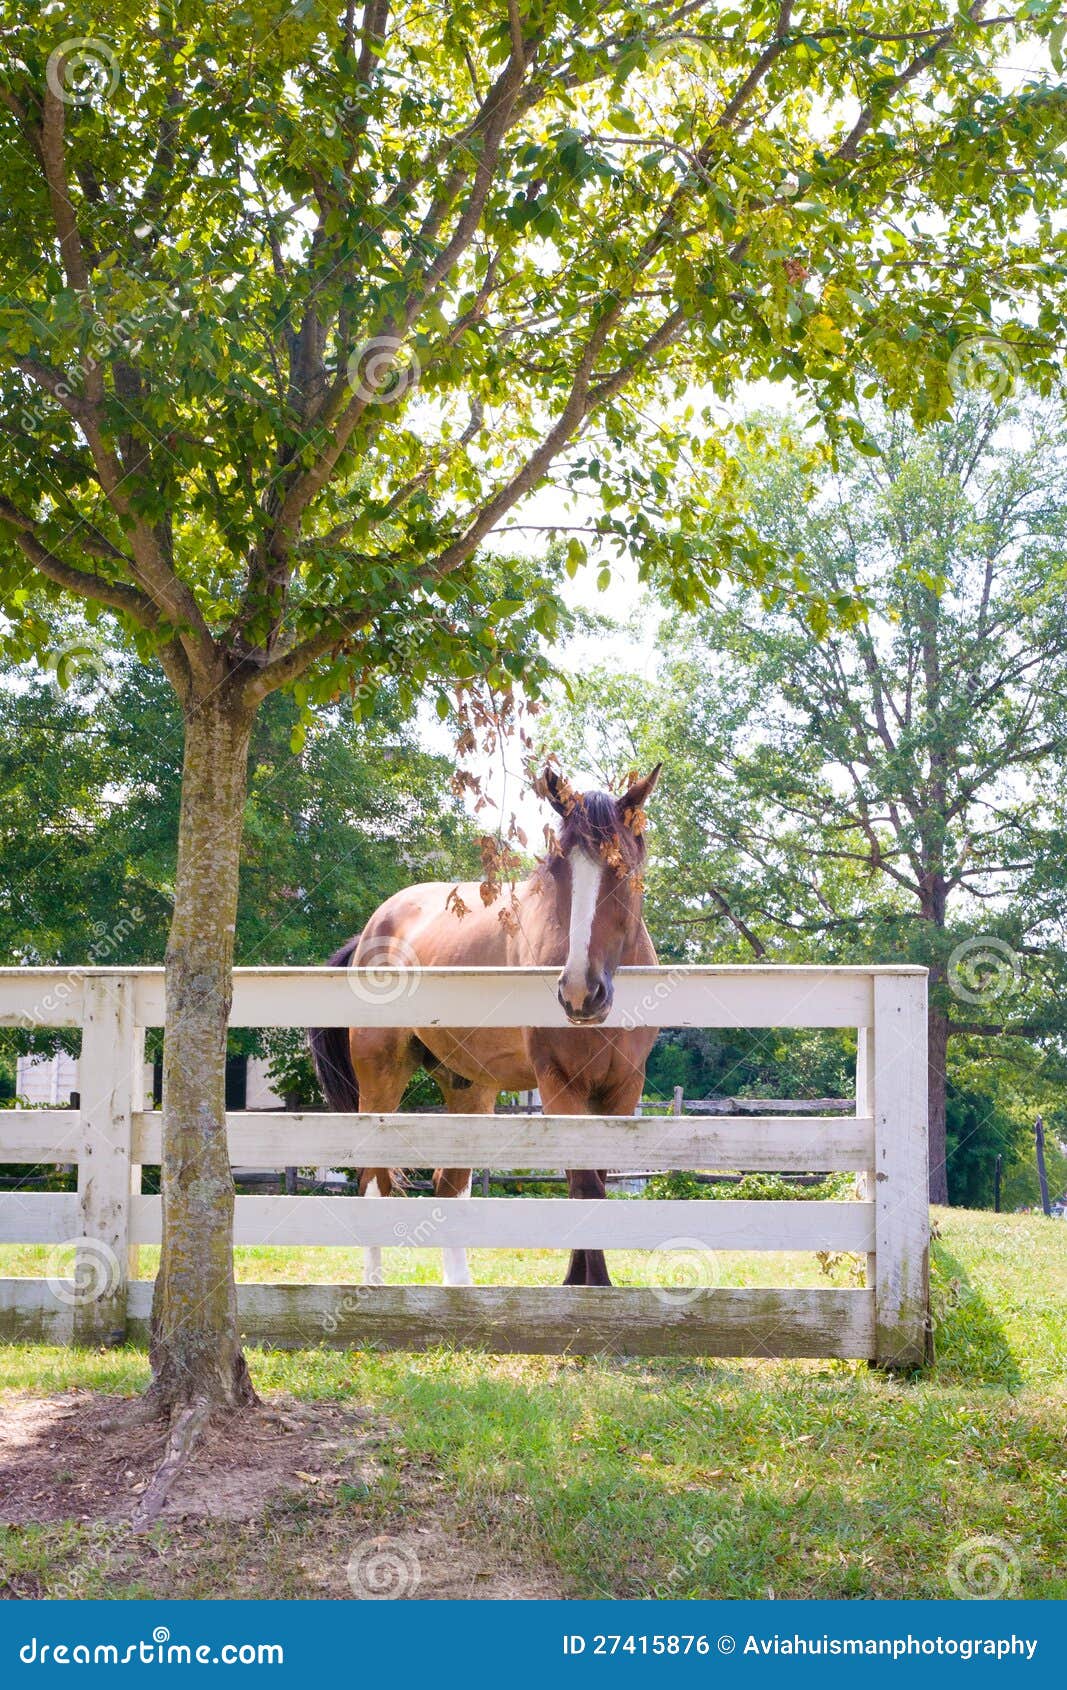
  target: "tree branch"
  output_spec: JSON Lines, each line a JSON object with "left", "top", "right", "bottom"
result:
{"left": 836, "top": 1, "right": 988, "bottom": 162}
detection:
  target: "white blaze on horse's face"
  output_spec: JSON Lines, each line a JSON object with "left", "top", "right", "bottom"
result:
{"left": 558, "top": 848, "right": 612, "bottom": 1024}
{"left": 544, "top": 764, "right": 660, "bottom": 1026}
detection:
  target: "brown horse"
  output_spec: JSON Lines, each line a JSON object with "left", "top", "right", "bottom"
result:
{"left": 309, "top": 764, "right": 661, "bottom": 1287}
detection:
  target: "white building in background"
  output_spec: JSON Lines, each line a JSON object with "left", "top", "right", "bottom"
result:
{"left": 15, "top": 1051, "right": 283, "bottom": 1110}
{"left": 17, "top": 1054, "right": 540, "bottom": 1116}
{"left": 15, "top": 1050, "right": 80, "bottom": 1106}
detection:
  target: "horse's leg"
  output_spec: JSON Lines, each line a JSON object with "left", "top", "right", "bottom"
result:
{"left": 357, "top": 1165, "right": 393, "bottom": 1286}
{"left": 352, "top": 1035, "right": 421, "bottom": 1287}
{"left": 434, "top": 1078, "right": 497, "bottom": 1286}
{"left": 563, "top": 1168, "right": 611, "bottom": 1286}
{"left": 532, "top": 1071, "right": 610, "bottom": 1288}
{"left": 568, "top": 1065, "right": 647, "bottom": 1288}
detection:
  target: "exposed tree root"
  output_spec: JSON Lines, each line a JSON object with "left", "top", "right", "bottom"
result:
{"left": 96, "top": 1393, "right": 169, "bottom": 1435}
{"left": 131, "top": 1397, "right": 213, "bottom": 1531}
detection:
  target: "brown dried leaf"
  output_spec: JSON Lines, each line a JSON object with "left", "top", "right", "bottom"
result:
{"left": 445, "top": 886, "right": 469, "bottom": 920}
{"left": 601, "top": 837, "right": 625, "bottom": 873}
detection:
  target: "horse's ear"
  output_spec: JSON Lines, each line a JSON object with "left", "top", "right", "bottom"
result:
{"left": 539, "top": 763, "right": 574, "bottom": 817}
{"left": 617, "top": 763, "right": 661, "bottom": 830}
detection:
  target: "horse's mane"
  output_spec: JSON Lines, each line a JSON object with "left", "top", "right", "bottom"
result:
{"left": 541, "top": 790, "right": 645, "bottom": 879}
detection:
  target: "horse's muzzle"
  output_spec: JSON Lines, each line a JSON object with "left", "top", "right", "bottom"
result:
{"left": 557, "top": 978, "right": 613, "bottom": 1025}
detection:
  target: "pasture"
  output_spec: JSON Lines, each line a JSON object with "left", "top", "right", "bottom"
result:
{"left": 1, "top": 1208, "right": 1063, "bottom": 1601}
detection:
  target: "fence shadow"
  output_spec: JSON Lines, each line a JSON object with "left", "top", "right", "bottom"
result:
{"left": 929, "top": 1240, "right": 1022, "bottom": 1389}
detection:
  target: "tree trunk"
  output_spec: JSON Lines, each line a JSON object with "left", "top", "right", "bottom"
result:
{"left": 148, "top": 687, "right": 258, "bottom": 1412}
{"left": 928, "top": 994, "right": 950, "bottom": 1206}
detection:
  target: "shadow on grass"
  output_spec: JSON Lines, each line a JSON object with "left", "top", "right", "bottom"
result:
{"left": 930, "top": 1240, "right": 1023, "bottom": 1390}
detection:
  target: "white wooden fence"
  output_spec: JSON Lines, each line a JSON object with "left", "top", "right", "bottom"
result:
{"left": 0, "top": 964, "right": 930, "bottom": 1366}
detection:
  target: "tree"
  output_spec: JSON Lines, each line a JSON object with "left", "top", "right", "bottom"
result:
{"left": 550, "top": 400, "right": 1067, "bottom": 1202}
{"left": 2, "top": 4, "right": 1065, "bottom": 1446}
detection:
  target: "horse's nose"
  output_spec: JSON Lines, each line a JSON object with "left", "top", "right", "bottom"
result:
{"left": 557, "top": 973, "right": 612, "bottom": 1023}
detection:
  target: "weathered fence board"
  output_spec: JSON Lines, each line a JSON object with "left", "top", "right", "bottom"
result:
{"left": 0, "top": 1109, "right": 82, "bottom": 1161}
{"left": 872, "top": 974, "right": 931, "bottom": 1366}
{"left": 0, "top": 1277, "right": 74, "bottom": 1343}
{"left": 0, "top": 963, "right": 892, "bottom": 1030}
{"left": 121, "top": 1282, "right": 876, "bottom": 1359}
{"left": 128, "top": 1193, "right": 875, "bottom": 1252}
{"left": 131, "top": 1112, "right": 875, "bottom": 1172}
{"left": 74, "top": 976, "right": 137, "bottom": 1344}
{"left": 0, "top": 1192, "right": 80, "bottom": 1243}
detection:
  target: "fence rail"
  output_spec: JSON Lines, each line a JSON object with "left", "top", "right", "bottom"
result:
{"left": 0, "top": 964, "right": 930, "bottom": 1365}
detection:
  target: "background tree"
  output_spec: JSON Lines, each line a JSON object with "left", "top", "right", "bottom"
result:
{"left": 2, "top": 2, "right": 1065, "bottom": 1447}
{"left": 0, "top": 634, "right": 479, "bottom": 1091}
{"left": 549, "top": 399, "right": 1067, "bottom": 1203}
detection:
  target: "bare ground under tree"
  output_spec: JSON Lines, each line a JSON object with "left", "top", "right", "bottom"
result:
{"left": 0, "top": 1391, "right": 564, "bottom": 1600}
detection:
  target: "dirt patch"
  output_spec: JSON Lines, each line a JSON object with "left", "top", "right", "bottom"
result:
{"left": 0, "top": 1392, "right": 563, "bottom": 1600}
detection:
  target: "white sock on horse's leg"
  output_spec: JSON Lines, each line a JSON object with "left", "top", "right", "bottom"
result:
{"left": 363, "top": 1174, "right": 385, "bottom": 1286}
{"left": 442, "top": 1175, "right": 473, "bottom": 1286}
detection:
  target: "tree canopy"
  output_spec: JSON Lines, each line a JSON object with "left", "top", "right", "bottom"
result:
{"left": 545, "top": 396, "right": 1067, "bottom": 1204}
{"left": 2, "top": 1, "right": 1066, "bottom": 698}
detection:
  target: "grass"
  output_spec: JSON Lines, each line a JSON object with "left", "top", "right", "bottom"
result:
{"left": 1, "top": 1207, "right": 1064, "bottom": 1600}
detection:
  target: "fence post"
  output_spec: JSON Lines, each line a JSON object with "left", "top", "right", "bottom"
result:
{"left": 127, "top": 1021, "right": 145, "bottom": 1284}
{"left": 856, "top": 1023, "right": 876, "bottom": 1295}
{"left": 74, "top": 974, "right": 136, "bottom": 1345}
{"left": 871, "top": 973, "right": 930, "bottom": 1367}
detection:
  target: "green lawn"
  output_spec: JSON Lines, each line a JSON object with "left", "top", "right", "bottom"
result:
{"left": 1, "top": 1208, "right": 1064, "bottom": 1600}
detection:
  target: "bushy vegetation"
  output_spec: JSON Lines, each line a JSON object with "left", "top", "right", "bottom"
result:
{"left": 643, "top": 1170, "right": 857, "bottom": 1202}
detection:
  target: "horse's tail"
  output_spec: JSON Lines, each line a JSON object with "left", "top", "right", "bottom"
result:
{"left": 308, "top": 935, "right": 362, "bottom": 1112}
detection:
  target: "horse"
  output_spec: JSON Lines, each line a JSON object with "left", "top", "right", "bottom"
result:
{"left": 309, "top": 763, "right": 661, "bottom": 1288}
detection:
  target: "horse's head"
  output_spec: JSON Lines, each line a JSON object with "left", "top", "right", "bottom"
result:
{"left": 541, "top": 763, "right": 661, "bottom": 1025}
